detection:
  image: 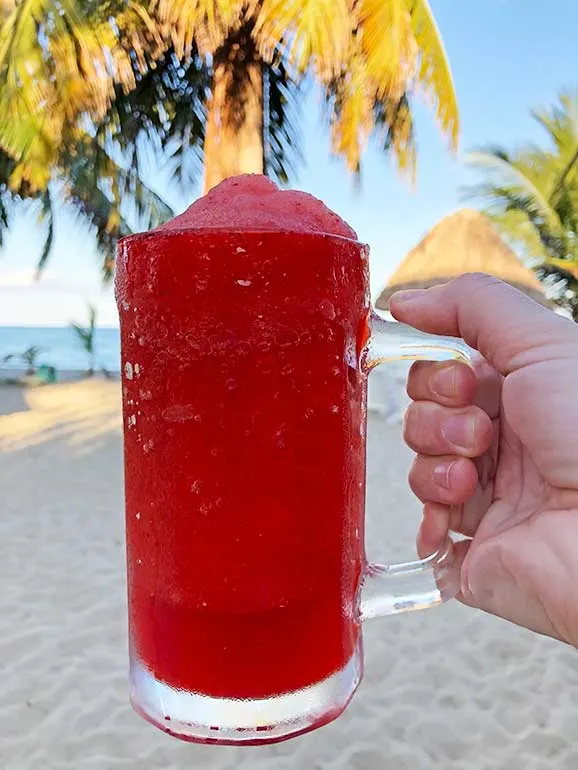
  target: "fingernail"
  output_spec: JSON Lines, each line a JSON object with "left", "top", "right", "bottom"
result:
{"left": 433, "top": 461, "right": 456, "bottom": 489}
{"left": 431, "top": 365, "right": 458, "bottom": 398}
{"left": 442, "top": 414, "right": 476, "bottom": 450}
{"left": 390, "top": 289, "right": 426, "bottom": 305}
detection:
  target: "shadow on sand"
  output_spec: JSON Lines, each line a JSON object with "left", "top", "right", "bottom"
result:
{"left": 0, "top": 385, "right": 32, "bottom": 417}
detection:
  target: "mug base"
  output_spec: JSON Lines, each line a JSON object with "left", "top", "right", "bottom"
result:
{"left": 129, "top": 641, "right": 363, "bottom": 745}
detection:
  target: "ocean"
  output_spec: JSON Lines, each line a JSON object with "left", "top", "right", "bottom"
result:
{"left": 0, "top": 326, "right": 121, "bottom": 373}
{"left": 0, "top": 325, "right": 410, "bottom": 418}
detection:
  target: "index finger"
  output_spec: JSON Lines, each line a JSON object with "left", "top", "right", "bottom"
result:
{"left": 389, "top": 273, "right": 574, "bottom": 376}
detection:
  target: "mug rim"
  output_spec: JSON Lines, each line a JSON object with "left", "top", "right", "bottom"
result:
{"left": 118, "top": 228, "right": 365, "bottom": 249}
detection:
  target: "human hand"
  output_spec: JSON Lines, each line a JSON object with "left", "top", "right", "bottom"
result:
{"left": 390, "top": 273, "right": 578, "bottom": 645}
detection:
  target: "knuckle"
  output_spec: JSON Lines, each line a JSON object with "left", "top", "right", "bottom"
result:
{"left": 407, "top": 360, "right": 438, "bottom": 398}
{"left": 403, "top": 403, "right": 435, "bottom": 451}
{"left": 455, "top": 272, "right": 502, "bottom": 289}
{"left": 402, "top": 404, "right": 416, "bottom": 441}
{"left": 407, "top": 456, "right": 422, "bottom": 492}
{"left": 450, "top": 273, "right": 505, "bottom": 305}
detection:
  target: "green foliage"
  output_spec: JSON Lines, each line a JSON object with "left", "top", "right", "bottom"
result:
{"left": 0, "top": 0, "right": 173, "bottom": 275}
{"left": 21, "top": 345, "right": 43, "bottom": 375}
{"left": 466, "top": 92, "right": 578, "bottom": 319}
{"left": 70, "top": 302, "right": 97, "bottom": 374}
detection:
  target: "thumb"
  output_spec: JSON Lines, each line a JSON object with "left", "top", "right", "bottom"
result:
{"left": 389, "top": 273, "right": 574, "bottom": 375}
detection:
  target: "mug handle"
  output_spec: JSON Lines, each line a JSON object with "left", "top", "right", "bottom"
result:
{"left": 358, "top": 308, "right": 473, "bottom": 621}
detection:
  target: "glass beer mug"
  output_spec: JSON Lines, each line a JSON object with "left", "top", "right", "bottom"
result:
{"left": 116, "top": 228, "right": 471, "bottom": 745}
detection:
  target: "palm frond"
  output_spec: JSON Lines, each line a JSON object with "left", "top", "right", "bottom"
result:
{"left": 70, "top": 323, "right": 91, "bottom": 347}
{"left": 0, "top": 195, "right": 8, "bottom": 248}
{"left": 544, "top": 257, "right": 578, "bottom": 280}
{"left": 110, "top": 2, "right": 167, "bottom": 89}
{"left": 263, "top": 57, "right": 303, "bottom": 184}
{"left": 88, "top": 302, "right": 97, "bottom": 332}
{"left": 409, "top": 0, "right": 459, "bottom": 148}
{"left": 373, "top": 93, "right": 416, "bottom": 175}
{"left": 467, "top": 150, "right": 566, "bottom": 240}
{"left": 532, "top": 93, "right": 578, "bottom": 155}
{"left": 0, "top": 0, "right": 96, "bottom": 189}
{"left": 0, "top": 0, "right": 59, "bottom": 190}
{"left": 0, "top": 148, "right": 13, "bottom": 247}
{"left": 35, "top": 189, "right": 55, "bottom": 278}
{"left": 357, "top": 0, "right": 415, "bottom": 101}
{"left": 57, "top": 123, "right": 174, "bottom": 277}
{"left": 466, "top": 91, "right": 578, "bottom": 318}
{"left": 97, "top": 47, "right": 208, "bottom": 192}
{"left": 481, "top": 208, "right": 550, "bottom": 263}
{"left": 0, "top": 0, "right": 39, "bottom": 77}
{"left": 254, "top": 0, "right": 351, "bottom": 80}
{"left": 21, "top": 345, "right": 43, "bottom": 372}
{"left": 550, "top": 145, "right": 578, "bottom": 203}
{"left": 535, "top": 262, "right": 578, "bottom": 320}
{"left": 153, "top": 0, "right": 244, "bottom": 56}
{"left": 324, "top": 37, "right": 374, "bottom": 174}
{"left": 0, "top": 0, "right": 169, "bottom": 194}
{"left": 466, "top": 179, "right": 568, "bottom": 260}
{"left": 69, "top": 302, "right": 97, "bottom": 359}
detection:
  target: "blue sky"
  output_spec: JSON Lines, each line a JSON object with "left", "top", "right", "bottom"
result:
{"left": 1, "top": 0, "right": 577, "bottom": 326}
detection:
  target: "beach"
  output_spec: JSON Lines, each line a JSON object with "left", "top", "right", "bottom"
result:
{"left": 1, "top": 379, "right": 577, "bottom": 770}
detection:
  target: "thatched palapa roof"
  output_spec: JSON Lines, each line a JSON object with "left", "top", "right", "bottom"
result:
{"left": 376, "top": 209, "right": 547, "bottom": 309}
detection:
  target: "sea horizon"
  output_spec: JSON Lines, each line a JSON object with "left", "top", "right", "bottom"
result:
{"left": 0, "top": 323, "right": 120, "bottom": 330}
{"left": 0, "top": 325, "right": 121, "bottom": 373}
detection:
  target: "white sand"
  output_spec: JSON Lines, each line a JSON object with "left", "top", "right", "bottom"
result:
{"left": 1, "top": 380, "right": 577, "bottom": 770}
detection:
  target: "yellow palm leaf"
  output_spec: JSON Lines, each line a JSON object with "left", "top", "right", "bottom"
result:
{"left": 253, "top": 0, "right": 352, "bottom": 79}
{"left": 110, "top": 4, "right": 166, "bottom": 93}
{"left": 376, "top": 97, "right": 416, "bottom": 176}
{"left": 0, "top": 101, "right": 55, "bottom": 191}
{"left": 329, "top": 40, "right": 374, "bottom": 172}
{"left": 153, "top": 0, "right": 244, "bottom": 56}
{"left": 0, "top": 0, "right": 167, "bottom": 193}
{"left": 409, "top": 0, "right": 459, "bottom": 148}
{"left": 357, "top": 0, "right": 417, "bottom": 101}
{"left": 0, "top": 0, "right": 42, "bottom": 86}
{"left": 0, "top": 1, "right": 60, "bottom": 190}
{"left": 545, "top": 257, "right": 578, "bottom": 280}
{"left": 49, "top": 34, "right": 113, "bottom": 118}
{"left": 0, "top": 0, "right": 106, "bottom": 171}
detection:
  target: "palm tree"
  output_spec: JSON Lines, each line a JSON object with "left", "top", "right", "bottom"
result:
{"left": 0, "top": 0, "right": 459, "bottom": 276}
{"left": 466, "top": 92, "right": 578, "bottom": 320}
{"left": 70, "top": 303, "right": 98, "bottom": 376}
{"left": 21, "top": 346, "right": 43, "bottom": 376}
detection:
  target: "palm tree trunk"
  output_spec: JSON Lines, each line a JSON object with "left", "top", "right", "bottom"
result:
{"left": 203, "top": 24, "right": 265, "bottom": 192}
